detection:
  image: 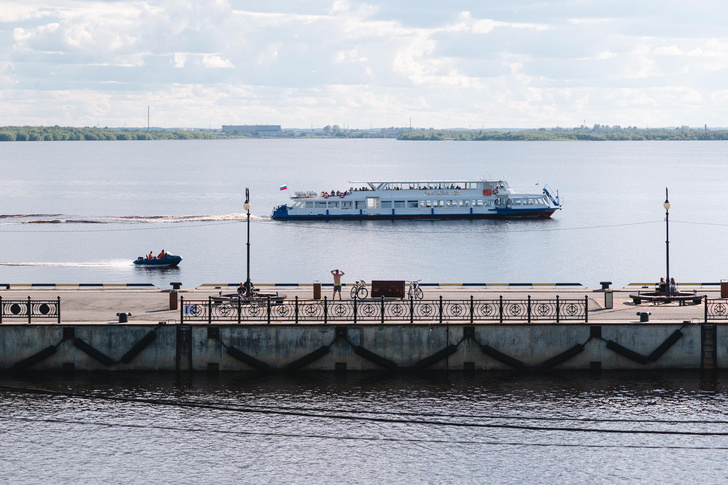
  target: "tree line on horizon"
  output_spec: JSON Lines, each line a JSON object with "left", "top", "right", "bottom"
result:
{"left": 0, "top": 126, "right": 217, "bottom": 141}
{"left": 3, "top": 124, "right": 728, "bottom": 142}
{"left": 398, "top": 125, "right": 728, "bottom": 141}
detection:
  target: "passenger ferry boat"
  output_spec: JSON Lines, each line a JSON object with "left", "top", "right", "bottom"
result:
{"left": 271, "top": 179, "right": 561, "bottom": 220}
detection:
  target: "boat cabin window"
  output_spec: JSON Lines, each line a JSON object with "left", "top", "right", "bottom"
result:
{"left": 435, "top": 200, "right": 444, "bottom": 208}
{"left": 356, "top": 201, "right": 366, "bottom": 209}
{"left": 305, "top": 201, "right": 314, "bottom": 208}
{"left": 342, "top": 201, "right": 353, "bottom": 209}
{"left": 381, "top": 201, "right": 392, "bottom": 209}
{"left": 407, "top": 201, "right": 418, "bottom": 208}
{"left": 329, "top": 201, "right": 339, "bottom": 208}
{"left": 475, "top": 200, "right": 484, "bottom": 207}
{"left": 460, "top": 200, "right": 469, "bottom": 207}
{"left": 315, "top": 202, "right": 327, "bottom": 208}
{"left": 394, "top": 200, "right": 405, "bottom": 208}
{"left": 366, "top": 198, "right": 379, "bottom": 209}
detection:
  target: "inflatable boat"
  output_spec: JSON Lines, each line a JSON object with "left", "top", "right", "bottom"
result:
{"left": 133, "top": 254, "right": 182, "bottom": 267}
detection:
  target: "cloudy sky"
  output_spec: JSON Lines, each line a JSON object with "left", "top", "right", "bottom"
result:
{"left": 1, "top": 0, "right": 727, "bottom": 129}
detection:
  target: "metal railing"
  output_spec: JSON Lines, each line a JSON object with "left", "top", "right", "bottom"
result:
{"left": 706, "top": 298, "right": 728, "bottom": 321}
{"left": 180, "top": 295, "right": 589, "bottom": 324}
{"left": 0, "top": 296, "right": 61, "bottom": 323}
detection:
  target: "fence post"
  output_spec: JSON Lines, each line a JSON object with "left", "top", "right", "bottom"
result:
{"left": 28, "top": 296, "right": 31, "bottom": 324}
{"left": 381, "top": 296, "right": 385, "bottom": 325}
{"left": 180, "top": 296, "right": 184, "bottom": 323}
{"left": 295, "top": 296, "right": 299, "bottom": 324}
{"left": 267, "top": 296, "right": 271, "bottom": 324}
{"left": 584, "top": 295, "right": 588, "bottom": 323}
{"left": 527, "top": 295, "right": 531, "bottom": 323}
{"left": 705, "top": 297, "right": 708, "bottom": 323}
{"left": 470, "top": 295, "right": 474, "bottom": 324}
{"left": 556, "top": 295, "right": 560, "bottom": 324}
{"left": 324, "top": 296, "right": 328, "bottom": 325}
{"left": 353, "top": 296, "right": 357, "bottom": 324}
{"left": 410, "top": 296, "right": 414, "bottom": 324}
{"left": 208, "top": 296, "right": 212, "bottom": 325}
{"left": 57, "top": 296, "right": 61, "bottom": 324}
{"left": 499, "top": 295, "right": 503, "bottom": 323}
{"left": 439, "top": 295, "right": 443, "bottom": 324}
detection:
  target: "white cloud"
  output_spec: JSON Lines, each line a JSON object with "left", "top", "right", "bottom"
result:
{"left": 202, "top": 55, "right": 235, "bottom": 68}
{"left": 1, "top": 1, "right": 728, "bottom": 128}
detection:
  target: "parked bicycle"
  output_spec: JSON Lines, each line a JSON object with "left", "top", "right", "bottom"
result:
{"left": 350, "top": 280, "right": 369, "bottom": 300}
{"left": 408, "top": 280, "right": 424, "bottom": 300}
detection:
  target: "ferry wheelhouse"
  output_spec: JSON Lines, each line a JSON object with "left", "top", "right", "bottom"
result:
{"left": 271, "top": 179, "right": 561, "bottom": 220}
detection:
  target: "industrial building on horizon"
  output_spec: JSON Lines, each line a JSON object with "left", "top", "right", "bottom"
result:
{"left": 222, "top": 124, "right": 282, "bottom": 136}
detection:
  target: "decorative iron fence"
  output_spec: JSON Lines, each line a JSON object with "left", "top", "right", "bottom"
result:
{"left": 706, "top": 298, "right": 728, "bottom": 321}
{"left": 180, "top": 295, "right": 589, "bottom": 324}
{"left": 0, "top": 296, "right": 61, "bottom": 323}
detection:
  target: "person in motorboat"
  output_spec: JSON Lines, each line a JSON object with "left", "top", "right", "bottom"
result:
{"left": 147, "top": 251, "right": 154, "bottom": 259}
{"left": 157, "top": 249, "right": 166, "bottom": 259}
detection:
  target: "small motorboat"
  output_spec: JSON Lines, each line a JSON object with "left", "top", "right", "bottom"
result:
{"left": 133, "top": 253, "right": 182, "bottom": 267}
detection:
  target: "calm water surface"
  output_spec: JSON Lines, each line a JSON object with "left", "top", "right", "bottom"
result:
{"left": 1, "top": 372, "right": 728, "bottom": 483}
{"left": 2, "top": 140, "right": 728, "bottom": 483}
{"left": 1, "top": 139, "right": 728, "bottom": 287}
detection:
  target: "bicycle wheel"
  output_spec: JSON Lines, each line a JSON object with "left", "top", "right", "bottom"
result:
{"left": 414, "top": 287, "right": 423, "bottom": 300}
{"left": 350, "top": 286, "right": 358, "bottom": 299}
{"left": 357, "top": 287, "right": 368, "bottom": 300}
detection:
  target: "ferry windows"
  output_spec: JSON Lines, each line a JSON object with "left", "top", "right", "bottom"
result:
{"left": 394, "top": 200, "right": 405, "bottom": 208}
{"left": 367, "top": 197, "right": 379, "bottom": 209}
{"left": 484, "top": 200, "right": 491, "bottom": 207}
{"left": 315, "top": 202, "right": 327, "bottom": 208}
{"left": 408, "top": 201, "right": 418, "bottom": 208}
{"left": 460, "top": 200, "right": 469, "bottom": 207}
{"left": 381, "top": 201, "right": 392, "bottom": 209}
{"left": 342, "top": 201, "right": 353, "bottom": 209}
{"left": 329, "top": 201, "right": 339, "bottom": 208}
{"left": 355, "top": 201, "right": 366, "bottom": 209}
{"left": 475, "top": 200, "right": 484, "bottom": 207}
{"left": 305, "top": 202, "right": 314, "bottom": 208}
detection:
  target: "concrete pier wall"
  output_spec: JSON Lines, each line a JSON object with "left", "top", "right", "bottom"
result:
{"left": 0, "top": 323, "right": 715, "bottom": 372}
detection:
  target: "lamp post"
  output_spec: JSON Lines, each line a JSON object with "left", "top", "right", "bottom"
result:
{"left": 244, "top": 187, "right": 251, "bottom": 296}
{"left": 664, "top": 188, "right": 670, "bottom": 296}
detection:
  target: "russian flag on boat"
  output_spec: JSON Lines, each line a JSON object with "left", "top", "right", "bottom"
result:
{"left": 279, "top": 184, "right": 288, "bottom": 191}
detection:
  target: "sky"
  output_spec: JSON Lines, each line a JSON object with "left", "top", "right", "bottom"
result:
{"left": 1, "top": 0, "right": 728, "bottom": 129}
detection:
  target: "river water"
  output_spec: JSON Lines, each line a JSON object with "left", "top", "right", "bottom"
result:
{"left": 2, "top": 371, "right": 728, "bottom": 483}
{"left": 2, "top": 139, "right": 728, "bottom": 482}
{"left": 1, "top": 139, "right": 728, "bottom": 287}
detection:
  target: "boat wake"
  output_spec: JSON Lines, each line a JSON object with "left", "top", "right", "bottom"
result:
{"left": 0, "top": 213, "right": 269, "bottom": 224}
{"left": 0, "top": 261, "right": 132, "bottom": 268}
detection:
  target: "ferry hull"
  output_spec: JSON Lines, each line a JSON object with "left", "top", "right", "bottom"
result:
{"left": 271, "top": 208, "right": 556, "bottom": 221}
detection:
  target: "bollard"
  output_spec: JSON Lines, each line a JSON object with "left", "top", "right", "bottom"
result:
{"left": 116, "top": 312, "right": 132, "bottom": 323}
{"left": 636, "top": 311, "right": 651, "bottom": 323}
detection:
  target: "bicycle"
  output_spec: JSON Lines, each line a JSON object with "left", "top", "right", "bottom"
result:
{"left": 350, "top": 280, "right": 369, "bottom": 300}
{"left": 408, "top": 280, "right": 424, "bottom": 300}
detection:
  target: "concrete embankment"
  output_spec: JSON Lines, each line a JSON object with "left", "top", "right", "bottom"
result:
{"left": 0, "top": 286, "right": 724, "bottom": 372}
{"left": 0, "top": 322, "right": 712, "bottom": 372}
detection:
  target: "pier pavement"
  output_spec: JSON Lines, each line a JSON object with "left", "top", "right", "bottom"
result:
{"left": 0, "top": 285, "right": 718, "bottom": 325}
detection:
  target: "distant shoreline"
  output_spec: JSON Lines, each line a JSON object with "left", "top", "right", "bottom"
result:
{"left": 2, "top": 125, "right": 728, "bottom": 141}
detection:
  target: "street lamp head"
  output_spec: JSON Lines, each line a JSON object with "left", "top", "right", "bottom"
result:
{"left": 663, "top": 200, "right": 670, "bottom": 211}
{"left": 244, "top": 201, "right": 250, "bottom": 211}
